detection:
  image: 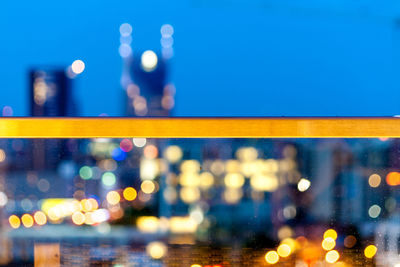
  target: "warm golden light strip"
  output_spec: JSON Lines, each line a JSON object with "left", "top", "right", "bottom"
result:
{"left": 0, "top": 117, "right": 399, "bottom": 138}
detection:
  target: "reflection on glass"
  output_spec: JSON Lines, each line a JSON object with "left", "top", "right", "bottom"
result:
{"left": 0, "top": 138, "right": 398, "bottom": 266}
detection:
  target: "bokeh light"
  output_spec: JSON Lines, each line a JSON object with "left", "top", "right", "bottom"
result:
{"left": 364, "top": 245, "right": 377, "bottom": 258}
{"left": 71, "top": 60, "right": 85, "bottom": 74}
{"left": 123, "top": 187, "right": 137, "bottom": 201}
{"left": 265, "top": 251, "right": 279, "bottom": 264}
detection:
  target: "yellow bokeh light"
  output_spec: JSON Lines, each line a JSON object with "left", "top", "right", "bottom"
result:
{"left": 88, "top": 198, "right": 98, "bottom": 210}
{"left": 364, "top": 245, "right": 377, "bottom": 258}
{"left": 141, "top": 180, "right": 156, "bottom": 194}
{"left": 199, "top": 172, "right": 214, "bottom": 189}
{"left": 123, "top": 187, "right": 137, "bottom": 201}
{"left": 191, "top": 265, "right": 202, "bottom": 267}
{"left": 106, "top": 191, "right": 121, "bottom": 205}
{"left": 9, "top": 215, "right": 20, "bottom": 229}
{"left": 281, "top": 238, "right": 297, "bottom": 251}
{"left": 71, "top": 211, "right": 85, "bottom": 225}
{"left": 323, "top": 229, "right": 338, "bottom": 240}
{"left": 325, "top": 250, "right": 339, "bottom": 263}
{"left": 33, "top": 211, "right": 47, "bottom": 226}
{"left": 146, "top": 241, "right": 167, "bottom": 259}
{"left": 164, "top": 145, "right": 183, "bottom": 163}
{"left": 224, "top": 173, "right": 245, "bottom": 188}
{"left": 21, "top": 214, "right": 34, "bottom": 228}
{"left": 277, "top": 244, "right": 291, "bottom": 257}
{"left": 81, "top": 199, "right": 93, "bottom": 212}
{"left": 265, "top": 251, "right": 279, "bottom": 264}
{"left": 137, "top": 216, "right": 159, "bottom": 233}
{"left": 84, "top": 212, "right": 95, "bottom": 225}
{"left": 322, "top": 237, "right": 336, "bottom": 251}
{"left": 180, "top": 187, "right": 200, "bottom": 203}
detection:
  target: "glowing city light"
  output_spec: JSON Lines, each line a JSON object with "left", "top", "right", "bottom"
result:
{"left": 344, "top": 235, "right": 357, "bottom": 248}
{"left": 79, "top": 166, "right": 93, "bottom": 180}
{"left": 141, "top": 50, "right": 158, "bottom": 72}
{"left": 133, "top": 138, "right": 146, "bottom": 147}
{"left": 21, "top": 214, "right": 34, "bottom": 228}
{"left": 322, "top": 237, "right": 336, "bottom": 251}
{"left": 141, "top": 180, "right": 156, "bottom": 194}
{"left": 106, "top": 191, "right": 121, "bottom": 205}
{"left": 123, "top": 187, "right": 137, "bottom": 201}
{"left": 72, "top": 211, "right": 85, "bottom": 225}
{"left": 323, "top": 229, "right": 338, "bottom": 240}
{"left": 386, "top": 171, "right": 400, "bottom": 186}
{"left": 368, "top": 174, "right": 381, "bottom": 188}
{"left": 71, "top": 60, "right": 85, "bottom": 74}
{"left": 144, "top": 145, "right": 158, "bottom": 159}
{"left": 102, "top": 172, "right": 116, "bottom": 187}
{"left": 364, "top": 245, "right": 377, "bottom": 258}
{"left": 34, "top": 211, "right": 47, "bottom": 226}
{"left": 325, "top": 250, "right": 339, "bottom": 263}
{"left": 277, "top": 244, "right": 291, "bottom": 257}
{"left": 265, "top": 251, "right": 279, "bottom": 264}
{"left": 0, "top": 149, "right": 6, "bottom": 162}
{"left": 146, "top": 241, "right": 167, "bottom": 259}
{"left": 164, "top": 145, "right": 183, "bottom": 163}
{"left": 368, "top": 205, "right": 381, "bottom": 218}
{"left": 9, "top": 215, "right": 20, "bottom": 229}
{"left": 224, "top": 173, "right": 245, "bottom": 188}
{"left": 297, "top": 178, "right": 311, "bottom": 192}
{"left": 160, "top": 24, "right": 174, "bottom": 37}
{"left": 119, "top": 23, "right": 132, "bottom": 36}
{"left": 0, "top": 191, "right": 8, "bottom": 206}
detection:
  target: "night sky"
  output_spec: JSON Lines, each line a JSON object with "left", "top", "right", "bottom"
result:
{"left": 1, "top": 0, "right": 400, "bottom": 116}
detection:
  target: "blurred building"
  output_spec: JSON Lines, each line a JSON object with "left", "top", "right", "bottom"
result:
{"left": 29, "top": 68, "right": 77, "bottom": 170}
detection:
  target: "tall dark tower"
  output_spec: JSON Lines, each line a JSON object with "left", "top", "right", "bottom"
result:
{"left": 30, "top": 68, "right": 76, "bottom": 117}
{"left": 29, "top": 67, "right": 77, "bottom": 169}
{"left": 120, "top": 23, "right": 175, "bottom": 117}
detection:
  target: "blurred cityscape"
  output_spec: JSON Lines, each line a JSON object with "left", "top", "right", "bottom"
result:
{"left": 0, "top": 23, "right": 399, "bottom": 267}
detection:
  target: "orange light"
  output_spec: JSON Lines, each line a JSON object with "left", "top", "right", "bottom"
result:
{"left": 8, "top": 215, "right": 20, "bottom": 229}
{"left": 386, "top": 172, "right": 400, "bottom": 186}
{"left": 34, "top": 211, "right": 47, "bottom": 226}
{"left": 123, "top": 187, "right": 137, "bottom": 201}
{"left": 144, "top": 145, "right": 158, "bottom": 159}
{"left": 21, "top": 214, "right": 34, "bottom": 228}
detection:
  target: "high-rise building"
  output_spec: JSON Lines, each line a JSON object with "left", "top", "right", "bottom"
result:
{"left": 29, "top": 68, "right": 77, "bottom": 169}
{"left": 119, "top": 23, "right": 175, "bottom": 117}
{"left": 30, "top": 68, "right": 76, "bottom": 117}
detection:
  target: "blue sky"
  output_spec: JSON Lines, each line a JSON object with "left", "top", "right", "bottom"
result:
{"left": 1, "top": 0, "right": 400, "bottom": 116}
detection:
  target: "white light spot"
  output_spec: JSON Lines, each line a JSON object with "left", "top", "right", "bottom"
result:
{"left": 297, "top": 178, "right": 311, "bottom": 192}
{"left": 141, "top": 50, "right": 158, "bottom": 72}
{"left": 160, "top": 24, "right": 174, "bottom": 37}
{"left": 71, "top": 60, "right": 85, "bottom": 74}
{"left": 119, "top": 23, "right": 132, "bottom": 36}
{"left": 119, "top": 44, "right": 132, "bottom": 58}
{"left": 368, "top": 205, "right": 381, "bottom": 218}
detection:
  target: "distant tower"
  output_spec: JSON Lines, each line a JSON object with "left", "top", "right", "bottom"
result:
{"left": 120, "top": 23, "right": 175, "bottom": 117}
{"left": 30, "top": 67, "right": 76, "bottom": 116}
{"left": 29, "top": 66, "right": 79, "bottom": 169}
